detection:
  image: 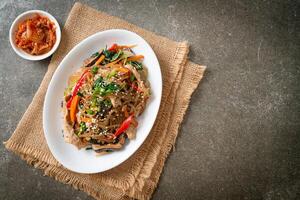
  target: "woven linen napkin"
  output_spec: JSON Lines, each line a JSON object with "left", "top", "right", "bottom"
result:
{"left": 5, "top": 2, "right": 206, "bottom": 200}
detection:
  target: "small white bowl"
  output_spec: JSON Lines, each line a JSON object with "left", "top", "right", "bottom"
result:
{"left": 9, "top": 10, "right": 61, "bottom": 61}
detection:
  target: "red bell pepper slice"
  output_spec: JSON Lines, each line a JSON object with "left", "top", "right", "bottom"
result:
{"left": 108, "top": 43, "right": 118, "bottom": 52}
{"left": 66, "top": 70, "right": 90, "bottom": 109}
{"left": 129, "top": 83, "right": 143, "bottom": 93}
{"left": 113, "top": 115, "right": 135, "bottom": 138}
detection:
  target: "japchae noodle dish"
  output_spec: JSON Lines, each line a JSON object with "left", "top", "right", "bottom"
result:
{"left": 63, "top": 44, "right": 150, "bottom": 154}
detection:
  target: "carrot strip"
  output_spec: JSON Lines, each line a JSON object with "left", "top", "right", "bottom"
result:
{"left": 94, "top": 54, "right": 105, "bottom": 66}
{"left": 106, "top": 58, "right": 123, "bottom": 67}
{"left": 127, "top": 55, "right": 144, "bottom": 61}
{"left": 70, "top": 95, "right": 80, "bottom": 124}
{"left": 81, "top": 117, "right": 92, "bottom": 123}
{"left": 116, "top": 67, "right": 129, "bottom": 73}
{"left": 107, "top": 64, "right": 129, "bottom": 74}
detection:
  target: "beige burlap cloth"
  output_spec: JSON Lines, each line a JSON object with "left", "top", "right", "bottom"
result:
{"left": 5, "top": 2, "right": 206, "bottom": 200}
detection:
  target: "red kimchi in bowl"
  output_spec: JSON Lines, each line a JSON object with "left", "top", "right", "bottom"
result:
{"left": 15, "top": 14, "right": 56, "bottom": 55}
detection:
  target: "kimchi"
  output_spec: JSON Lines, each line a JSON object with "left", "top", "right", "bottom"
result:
{"left": 15, "top": 14, "right": 56, "bottom": 55}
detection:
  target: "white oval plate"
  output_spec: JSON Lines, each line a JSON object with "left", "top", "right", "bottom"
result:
{"left": 43, "top": 29, "right": 162, "bottom": 174}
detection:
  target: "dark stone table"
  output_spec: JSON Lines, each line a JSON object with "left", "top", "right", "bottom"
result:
{"left": 1, "top": 0, "right": 299, "bottom": 199}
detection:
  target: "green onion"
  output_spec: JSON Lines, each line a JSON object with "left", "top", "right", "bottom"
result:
{"left": 130, "top": 73, "right": 135, "bottom": 82}
{"left": 103, "top": 99, "right": 112, "bottom": 107}
{"left": 91, "top": 52, "right": 100, "bottom": 58}
{"left": 77, "top": 91, "right": 83, "bottom": 97}
{"left": 111, "top": 50, "right": 123, "bottom": 61}
{"left": 79, "top": 122, "right": 87, "bottom": 134}
{"left": 74, "top": 130, "right": 80, "bottom": 136}
{"left": 86, "top": 110, "right": 95, "bottom": 115}
{"left": 93, "top": 77, "right": 120, "bottom": 96}
{"left": 107, "top": 69, "right": 117, "bottom": 79}
{"left": 103, "top": 49, "right": 115, "bottom": 60}
{"left": 91, "top": 66, "right": 99, "bottom": 74}
{"left": 128, "top": 61, "right": 143, "bottom": 70}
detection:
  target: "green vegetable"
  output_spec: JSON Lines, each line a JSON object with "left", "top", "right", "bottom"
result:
{"left": 79, "top": 122, "right": 87, "bottom": 135}
{"left": 103, "top": 99, "right": 112, "bottom": 107}
{"left": 93, "top": 77, "right": 105, "bottom": 88}
{"left": 91, "top": 66, "right": 99, "bottom": 74}
{"left": 77, "top": 91, "right": 84, "bottom": 97}
{"left": 103, "top": 49, "right": 115, "bottom": 60}
{"left": 74, "top": 130, "right": 80, "bottom": 136}
{"left": 93, "top": 77, "right": 120, "bottom": 96}
{"left": 105, "top": 83, "right": 119, "bottom": 93}
{"left": 93, "top": 87, "right": 106, "bottom": 96}
{"left": 91, "top": 96, "right": 99, "bottom": 107}
{"left": 128, "top": 61, "right": 143, "bottom": 70}
{"left": 111, "top": 50, "right": 123, "bottom": 61}
{"left": 107, "top": 69, "right": 117, "bottom": 79}
{"left": 90, "top": 98, "right": 101, "bottom": 112}
{"left": 86, "top": 109, "right": 95, "bottom": 115}
{"left": 130, "top": 73, "right": 135, "bottom": 82}
{"left": 91, "top": 52, "right": 100, "bottom": 58}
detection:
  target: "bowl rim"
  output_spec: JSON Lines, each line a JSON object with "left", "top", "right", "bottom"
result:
{"left": 9, "top": 9, "right": 61, "bottom": 61}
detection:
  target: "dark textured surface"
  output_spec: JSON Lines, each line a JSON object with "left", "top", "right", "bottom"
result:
{"left": 1, "top": 0, "right": 299, "bottom": 199}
